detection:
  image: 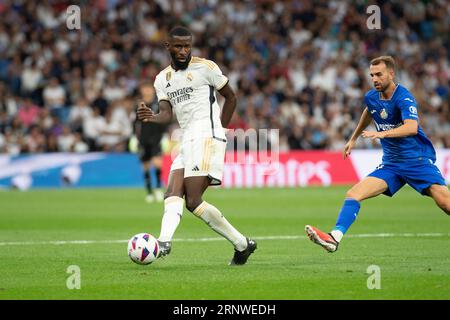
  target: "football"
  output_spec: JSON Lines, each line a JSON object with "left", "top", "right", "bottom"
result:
{"left": 127, "top": 233, "right": 160, "bottom": 265}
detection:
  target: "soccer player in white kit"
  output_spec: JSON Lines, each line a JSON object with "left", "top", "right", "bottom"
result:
{"left": 137, "top": 26, "right": 256, "bottom": 265}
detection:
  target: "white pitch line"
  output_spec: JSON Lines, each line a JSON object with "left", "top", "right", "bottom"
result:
{"left": 0, "top": 233, "right": 448, "bottom": 246}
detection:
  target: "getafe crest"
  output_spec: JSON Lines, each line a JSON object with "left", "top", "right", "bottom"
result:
{"left": 380, "top": 108, "right": 388, "bottom": 119}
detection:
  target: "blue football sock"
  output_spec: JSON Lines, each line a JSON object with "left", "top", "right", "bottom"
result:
{"left": 333, "top": 198, "right": 361, "bottom": 235}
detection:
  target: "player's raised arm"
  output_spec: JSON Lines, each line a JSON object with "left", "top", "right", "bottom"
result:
{"left": 218, "top": 83, "right": 237, "bottom": 128}
{"left": 137, "top": 101, "right": 172, "bottom": 124}
{"left": 343, "top": 107, "right": 372, "bottom": 159}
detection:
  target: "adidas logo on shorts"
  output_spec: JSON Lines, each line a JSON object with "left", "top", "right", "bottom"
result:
{"left": 192, "top": 165, "right": 200, "bottom": 171}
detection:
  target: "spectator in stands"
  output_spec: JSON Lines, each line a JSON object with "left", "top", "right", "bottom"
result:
{"left": 0, "top": 0, "right": 447, "bottom": 154}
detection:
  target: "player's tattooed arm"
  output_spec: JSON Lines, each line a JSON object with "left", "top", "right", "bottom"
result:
{"left": 363, "top": 119, "right": 418, "bottom": 139}
{"left": 218, "top": 83, "right": 237, "bottom": 128}
{"left": 344, "top": 107, "right": 372, "bottom": 159}
{"left": 137, "top": 100, "right": 173, "bottom": 124}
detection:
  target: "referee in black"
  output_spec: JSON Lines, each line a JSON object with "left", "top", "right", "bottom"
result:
{"left": 135, "top": 81, "right": 167, "bottom": 202}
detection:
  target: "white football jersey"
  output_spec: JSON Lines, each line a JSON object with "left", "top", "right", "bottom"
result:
{"left": 154, "top": 57, "right": 228, "bottom": 141}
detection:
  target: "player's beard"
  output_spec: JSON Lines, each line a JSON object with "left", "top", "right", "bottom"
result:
{"left": 171, "top": 52, "right": 191, "bottom": 70}
{"left": 375, "top": 81, "right": 389, "bottom": 92}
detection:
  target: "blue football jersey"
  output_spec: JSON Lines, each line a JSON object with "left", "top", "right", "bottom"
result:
{"left": 364, "top": 84, "right": 436, "bottom": 163}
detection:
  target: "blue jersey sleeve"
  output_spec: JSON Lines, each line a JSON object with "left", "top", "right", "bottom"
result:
{"left": 397, "top": 93, "right": 419, "bottom": 121}
{"left": 363, "top": 91, "right": 372, "bottom": 109}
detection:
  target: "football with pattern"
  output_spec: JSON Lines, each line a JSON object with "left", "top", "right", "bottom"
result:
{"left": 127, "top": 233, "right": 159, "bottom": 265}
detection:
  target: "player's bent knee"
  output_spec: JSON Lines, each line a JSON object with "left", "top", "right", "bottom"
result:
{"left": 185, "top": 197, "right": 202, "bottom": 213}
{"left": 345, "top": 189, "right": 361, "bottom": 201}
{"left": 164, "top": 190, "right": 183, "bottom": 199}
{"left": 437, "top": 201, "right": 450, "bottom": 215}
{"left": 432, "top": 188, "right": 450, "bottom": 215}
{"left": 440, "top": 199, "right": 450, "bottom": 215}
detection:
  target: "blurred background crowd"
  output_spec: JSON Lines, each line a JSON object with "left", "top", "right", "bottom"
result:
{"left": 0, "top": 0, "right": 449, "bottom": 156}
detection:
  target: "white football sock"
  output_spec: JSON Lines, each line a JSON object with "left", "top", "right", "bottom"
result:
{"left": 330, "top": 230, "right": 343, "bottom": 243}
{"left": 158, "top": 196, "right": 184, "bottom": 242}
{"left": 193, "top": 201, "right": 247, "bottom": 251}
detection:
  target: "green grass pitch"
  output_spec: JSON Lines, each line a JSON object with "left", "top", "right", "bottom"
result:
{"left": 0, "top": 186, "right": 449, "bottom": 300}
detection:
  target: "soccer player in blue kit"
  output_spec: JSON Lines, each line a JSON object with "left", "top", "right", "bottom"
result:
{"left": 305, "top": 56, "right": 450, "bottom": 252}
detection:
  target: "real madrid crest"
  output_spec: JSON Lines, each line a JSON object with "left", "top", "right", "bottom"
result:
{"left": 380, "top": 108, "right": 388, "bottom": 119}
{"left": 166, "top": 71, "right": 172, "bottom": 81}
{"left": 187, "top": 72, "right": 193, "bottom": 82}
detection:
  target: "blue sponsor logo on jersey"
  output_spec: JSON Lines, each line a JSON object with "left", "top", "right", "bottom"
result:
{"left": 374, "top": 121, "right": 402, "bottom": 131}
{"left": 409, "top": 106, "right": 418, "bottom": 117}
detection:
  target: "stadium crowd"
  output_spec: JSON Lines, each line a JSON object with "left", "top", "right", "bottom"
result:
{"left": 0, "top": 0, "right": 449, "bottom": 155}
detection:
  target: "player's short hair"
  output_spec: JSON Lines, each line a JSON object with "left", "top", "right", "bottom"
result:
{"left": 370, "top": 56, "right": 396, "bottom": 71}
{"left": 169, "top": 26, "right": 192, "bottom": 38}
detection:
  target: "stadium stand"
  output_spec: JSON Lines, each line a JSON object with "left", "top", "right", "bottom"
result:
{"left": 0, "top": 0, "right": 448, "bottom": 155}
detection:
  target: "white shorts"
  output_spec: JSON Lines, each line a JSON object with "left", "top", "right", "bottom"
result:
{"left": 170, "top": 137, "right": 227, "bottom": 185}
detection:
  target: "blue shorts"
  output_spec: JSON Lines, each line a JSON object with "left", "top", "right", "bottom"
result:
{"left": 368, "top": 161, "right": 446, "bottom": 197}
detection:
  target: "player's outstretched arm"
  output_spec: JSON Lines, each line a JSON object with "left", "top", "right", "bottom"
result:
{"left": 362, "top": 119, "right": 418, "bottom": 140}
{"left": 137, "top": 101, "right": 173, "bottom": 124}
{"left": 344, "top": 107, "right": 372, "bottom": 159}
{"left": 218, "top": 83, "right": 237, "bottom": 128}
